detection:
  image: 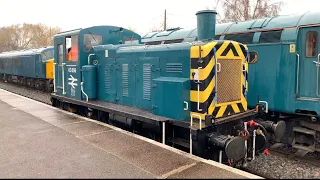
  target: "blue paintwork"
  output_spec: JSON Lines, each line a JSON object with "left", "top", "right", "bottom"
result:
{"left": 82, "top": 65, "right": 97, "bottom": 99}
{"left": 0, "top": 47, "right": 54, "bottom": 79}
{"left": 152, "top": 77, "right": 190, "bottom": 120}
{"left": 141, "top": 11, "right": 320, "bottom": 117}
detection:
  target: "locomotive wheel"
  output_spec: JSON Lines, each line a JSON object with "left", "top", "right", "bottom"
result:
{"left": 27, "top": 79, "right": 35, "bottom": 88}
{"left": 3, "top": 74, "right": 7, "bottom": 82}
{"left": 86, "top": 108, "right": 94, "bottom": 118}
{"left": 7, "top": 76, "right": 12, "bottom": 83}
{"left": 66, "top": 104, "right": 77, "bottom": 113}
{"left": 35, "top": 80, "right": 40, "bottom": 90}
{"left": 46, "top": 80, "right": 53, "bottom": 92}
{"left": 21, "top": 78, "right": 27, "bottom": 86}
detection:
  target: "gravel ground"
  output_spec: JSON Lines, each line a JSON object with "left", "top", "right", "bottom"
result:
{"left": 0, "top": 81, "right": 51, "bottom": 104}
{"left": 1, "top": 81, "right": 320, "bottom": 179}
{"left": 245, "top": 153, "right": 320, "bottom": 179}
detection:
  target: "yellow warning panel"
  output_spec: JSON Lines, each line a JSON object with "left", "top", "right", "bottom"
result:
{"left": 290, "top": 44, "right": 296, "bottom": 53}
{"left": 46, "top": 59, "right": 54, "bottom": 79}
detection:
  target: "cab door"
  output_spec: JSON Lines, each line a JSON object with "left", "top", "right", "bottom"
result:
{"left": 55, "top": 38, "right": 64, "bottom": 95}
{"left": 64, "top": 35, "right": 81, "bottom": 100}
{"left": 297, "top": 27, "right": 320, "bottom": 100}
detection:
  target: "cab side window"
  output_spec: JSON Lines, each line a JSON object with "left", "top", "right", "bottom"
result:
{"left": 58, "top": 44, "right": 63, "bottom": 64}
{"left": 306, "top": 31, "right": 318, "bottom": 57}
{"left": 66, "top": 35, "right": 79, "bottom": 62}
{"left": 42, "top": 50, "right": 53, "bottom": 61}
{"left": 84, "top": 34, "right": 102, "bottom": 52}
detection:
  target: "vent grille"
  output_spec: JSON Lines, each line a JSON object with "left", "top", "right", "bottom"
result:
{"left": 166, "top": 63, "right": 182, "bottom": 73}
{"left": 104, "top": 64, "right": 111, "bottom": 94}
{"left": 217, "top": 59, "right": 242, "bottom": 103}
{"left": 122, "top": 64, "right": 129, "bottom": 97}
{"left": 13, "top": 58, "right": 21, "bottom": 67}
{"left": 143, "top": 63, "right": 151, "bottom": 100}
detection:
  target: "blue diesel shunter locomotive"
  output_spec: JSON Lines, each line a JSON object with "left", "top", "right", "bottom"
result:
{"left": 51, "top": 11, "right": 284, "bottom": 165}
{"left": 0, "top": 47, "right": 54, "bottom": 91}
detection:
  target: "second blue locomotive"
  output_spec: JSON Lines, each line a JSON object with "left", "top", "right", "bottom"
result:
{"left": 0, "top": 47, "right": 54, "bottom": 91}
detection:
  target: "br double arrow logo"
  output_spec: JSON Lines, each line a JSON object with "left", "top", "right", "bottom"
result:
{"left": 68, "top": 75, "right": 78, "bottom": 89}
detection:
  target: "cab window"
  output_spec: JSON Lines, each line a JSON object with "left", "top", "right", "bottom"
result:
{"left": 66, "top": 35, "right": 79, "bottom": 62}
{"left": 84, "top": 34, "right": 102, "bottom": 52}
{"left": 124, "top": 36, "right": 139, "bottom": 44}
{"left": 42, "top": 50, "right": 53, "bottom": 61}
{"left": 306, "top": 31, "right": 318, "bottom": 57}
{"left": 58, "top": 44, "right": 63, "bottom": 64}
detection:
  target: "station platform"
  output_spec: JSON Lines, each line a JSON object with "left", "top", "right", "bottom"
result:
{"left": 0, "top": 89, "right": 262, "bottom": 179}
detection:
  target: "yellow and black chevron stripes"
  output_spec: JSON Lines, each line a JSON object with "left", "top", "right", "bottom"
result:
{"left": 189, "top": 95, "right": 248, "bottom": 121}
{"left": 190, "top": 40, "right": 248, "bottom": 123}
{"left": 190, "top": 41, "right": 218, "bottom": 114}
{"left": 212, "top": 99, "right": 247, "bottom": 119}
{"left": 241, "top": 43, "right": 249, "bottom": 99}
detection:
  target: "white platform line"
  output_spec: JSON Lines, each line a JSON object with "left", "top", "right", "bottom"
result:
{"left": 161, "top": 162, "right": 197, "bottom": 178}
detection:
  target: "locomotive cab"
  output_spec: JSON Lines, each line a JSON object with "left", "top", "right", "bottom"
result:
{"left": 52, "top": 26, "right": 141, "bottom": 99}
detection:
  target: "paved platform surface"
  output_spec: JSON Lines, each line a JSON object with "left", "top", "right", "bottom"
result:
{"left": 0, "top": 89, "right": 262, "bottom": 179}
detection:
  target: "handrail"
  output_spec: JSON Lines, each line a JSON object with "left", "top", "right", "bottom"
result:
{"left": 295, "top": 54, "right": 300, "bottom": 96}
{"left": 81, "top": 82, "right": 88, "bottom": 102}
{"left": 53, "top": 63, "right": 56, "bottom": 93}
{"left": 62, "top": 63, "right": 66, "bottom": 95}
{"left": 259, "top": 101, "right": 269, "bottom": 113}
{"left": 197, "top": 67, "right": 203, "bottom": 112}
{"left": 317, "top": 54, "right": 320, "bottom": 97}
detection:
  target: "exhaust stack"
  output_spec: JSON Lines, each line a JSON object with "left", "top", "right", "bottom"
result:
{"left": 196, "top": 10, "right": 217, "bottom": 41}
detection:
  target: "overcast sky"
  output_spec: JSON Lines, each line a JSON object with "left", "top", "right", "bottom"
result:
{"left": 0, "top": 0, "right": 318, "bottom": 35}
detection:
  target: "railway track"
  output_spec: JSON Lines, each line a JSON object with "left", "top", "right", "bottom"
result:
{"left": 0, "top": 81, "right": 51, "bottom": 105}
{"left": 1, "top": 81, "right": 320, "bottom": 179}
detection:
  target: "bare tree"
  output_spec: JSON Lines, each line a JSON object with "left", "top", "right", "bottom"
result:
{"left": 127, "top": 26, "right": 136, "bottom": 33}
{"left": 149, "top": 26, "right": 163, "bottom": 32}
{"left": 210, "top": 0, "right": 283, "bottom": 23}
{"left": 0, "top": 23, "right": 62, "bottom": 53}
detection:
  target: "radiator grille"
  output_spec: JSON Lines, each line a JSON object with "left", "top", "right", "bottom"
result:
{"left": 143, "top": 64, "right": 151, "bottom": 100}
{"left": 104, "top": 64, "right": 111, "bottom": 94}
{"left": 217, "top": 59, "right": 242, "bottom": 103}
{"left": 122, "top": 64, "right": 129, "bottom": 97}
